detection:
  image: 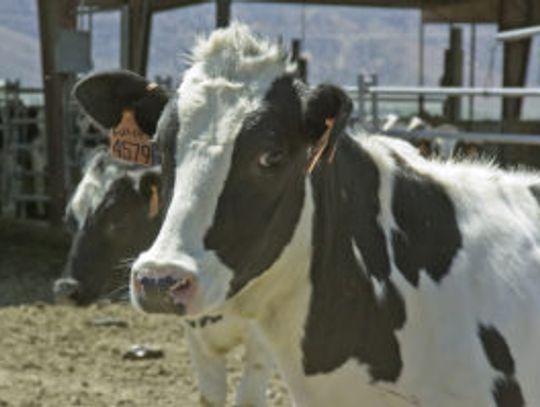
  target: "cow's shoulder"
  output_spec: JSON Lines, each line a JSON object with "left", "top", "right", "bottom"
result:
{"left": 389, "top": 152, "right": 463, "bottom": 287}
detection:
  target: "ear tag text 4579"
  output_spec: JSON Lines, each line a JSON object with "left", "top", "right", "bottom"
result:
{"left": 109, "top": 110, "right": 153, "bottom": 166}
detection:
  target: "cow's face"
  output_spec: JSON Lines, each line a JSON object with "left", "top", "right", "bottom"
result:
{"left": 130, "top": 24, "right": 352, "bottom": 317}
{"left": 54, "top": 156, "right": 161, "bottom": 305}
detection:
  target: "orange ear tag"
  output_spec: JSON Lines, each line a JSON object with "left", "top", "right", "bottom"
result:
{"left": 148, "top": 185, "right": 160, "bottom": 219}
{"left": 109, "top": 109, "right": 153, "bottom": 166}
{"left": 306, "top": 118, "right": 335, "bottom": 174}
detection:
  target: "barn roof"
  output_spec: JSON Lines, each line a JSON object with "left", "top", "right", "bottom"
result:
{"left": 83, "top": 0, "right": 540, "bottom": 24}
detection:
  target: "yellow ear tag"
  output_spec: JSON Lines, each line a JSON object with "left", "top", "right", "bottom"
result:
{"left": 109, "top": 109, "right": 153, "bottom": 166}
{"left": 148, "top": 185, "right": 160, "bottom": 219}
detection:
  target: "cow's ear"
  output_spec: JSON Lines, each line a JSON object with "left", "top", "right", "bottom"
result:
{"left": 139, "top": 170, "right": 161, "bottom": 219}
{"left": 303, "top": 84, "right": 352, "bottom": 173}
{"left": 73, "top": 70, "right": 169, "bottom": 135}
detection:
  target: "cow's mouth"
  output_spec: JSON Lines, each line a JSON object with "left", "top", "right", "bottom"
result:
{"left": 131, "top": 275, "right": 197, "bottom": 316}
{"left": 53, "top": 277, "right": 81, "bottom": 305}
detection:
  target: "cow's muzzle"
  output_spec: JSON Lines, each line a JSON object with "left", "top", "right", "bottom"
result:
{"left": 53, "top": 277, "right": 80, "bottom": 304}
{"left": 131, "top": 264, "right": 198, "bottom": 316}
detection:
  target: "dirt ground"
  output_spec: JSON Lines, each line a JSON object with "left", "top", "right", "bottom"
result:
{"left": 0, "top": 220, "right": 290, "bottom": 407}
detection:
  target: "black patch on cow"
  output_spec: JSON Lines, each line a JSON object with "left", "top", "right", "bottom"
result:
{"left": 528, "top": 184, "right": 540, "bottom": 207}
{"left": 391, "top": 156, "right": 462, "bottom": 286}
{"left": 478, "top": 324, "right": 515, "bottom": 375}
{"left": 204, "top": 75, "right": 307, "bottom": 296}
{"left": 493, "top": 377, "right": 525, "bottom": 407}
{"left": 59, "top": 169, "right": 162, "bottom": 305}
{"left": 198, "top": 315, "right": 224, "bottom": 328}
{"left": 478, "top": 324, "right": 525, "bottom": 407}
{"left": 303, "top": 136, "right": 406, "bottom": 382}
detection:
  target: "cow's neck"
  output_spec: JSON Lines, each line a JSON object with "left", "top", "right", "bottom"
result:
{"left": 302, "top": 135, "right": 407, "bottom": 382}
{"left": 231, "top": 135, "right": 409, "bottom": 389}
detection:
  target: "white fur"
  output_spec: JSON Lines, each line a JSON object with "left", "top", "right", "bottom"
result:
{"left": 184, "top": 316, "right": 273, "bottom": 407}
{"left": 65, "top": 149, "right": 123, "bottom": 229}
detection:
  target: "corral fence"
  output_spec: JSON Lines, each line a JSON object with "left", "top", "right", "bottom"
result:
{"left": 0, "top": 80, "right": 106, "bottom": 221}
{"left": 353, "top": 73, "right": 540, "bottom": 149}
{"left": 0, "top": 77, "right": 175, "bottom": 222}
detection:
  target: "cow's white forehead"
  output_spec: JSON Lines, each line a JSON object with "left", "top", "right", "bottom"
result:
{"left": 66, "top": 149, "right": 149, "bottom": 229}
{"left": 176, "top": 23, "right": 291, "bottom": 147}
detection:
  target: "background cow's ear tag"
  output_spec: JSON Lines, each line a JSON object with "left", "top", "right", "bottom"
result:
{"left": 109, "top": 109, "right": 153, "bottom": 166}
{"left": 148, "top": 185, "right": 159, "bottom": 219}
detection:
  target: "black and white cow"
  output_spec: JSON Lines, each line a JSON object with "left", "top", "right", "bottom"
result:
{"left": 122, "top": 24, "right": 540, "bottom": 406}
{"left": 65, "top": 73, "right": 274, "bottom": 407}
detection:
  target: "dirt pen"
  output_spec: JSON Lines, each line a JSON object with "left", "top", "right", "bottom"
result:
{"left": 0, "top": 220, "right": 290, "bottom": 406}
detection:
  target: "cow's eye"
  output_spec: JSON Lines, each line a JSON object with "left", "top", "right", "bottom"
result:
{"left": 258, "top": 150, "right": 285, "bottom": 169}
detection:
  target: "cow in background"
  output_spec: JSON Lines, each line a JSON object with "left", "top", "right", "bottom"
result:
{"left": 54, "top": 148, "right": 162, "bottom": 304}
{"left": 122, "top": 24, "right": 540, "bottom": 406}
{"left": 60, "top": 72, "right": 274, "bottom": 406}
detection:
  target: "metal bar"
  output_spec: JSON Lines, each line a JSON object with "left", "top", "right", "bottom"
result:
{"left": 367, "top": 86, "right": 540, "bottom": 97}
{"left": 356, "top": 75, "right": 366, "bottom": 124}
{"left": 468, "top": 23, "right": 476, "bottom": 124}
{"left": 383, "top": 129, "right": 540, "bottom": 146}
{"left": 37, "top": 0, "right": 75, "bottom": 226}
{"left": 496, "top": 25, "right": 540, "bottom": 42}
{"left": 216, "top": 0, "right": 231, "bottom": 28}
{"left": 417, "top": 16, "right": 425, "bottom": 114}
{"left": 0, "top": 87, "right": 43, "bottom": 94}
{"left": 12, "top": 194, "right": 50, "bottom": 203}
{"left": 371, "top": 75, "right": 379, "bottom": 130}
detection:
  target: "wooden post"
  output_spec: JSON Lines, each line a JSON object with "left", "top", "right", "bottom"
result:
{"left": 498, "top": 0, "right": 532, "bottom": 123}
{"left": 37, "top": 0, "right": 77, "bottom": 226}
{"left": 440, "top": 26, "right": 463, "bottom": 123}
{"left": 216, "top": 0, "right": 231, "bottom": 28}
{"left": 120, "top": 0, "right": 152, "bottom": 75}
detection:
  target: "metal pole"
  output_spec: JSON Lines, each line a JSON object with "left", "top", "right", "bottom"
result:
{"left": 37, "top": 0, "right": 76, "bottom": 226}
{"left": 367, "top": 86, "right": 540, "bottom": 97}
{"left": 357, "top": 74, "right": 366, "bottom": 125}
{"left": 418, "top": 14, "right": 425, "bottom": 114}
{"left": 371, "top": 74, "right": 379, "bottom": 131}
{"left": 469, "top": 23, "right": 476, "bottom": 124}
{"left": 496, "top": 25, "right": 540, "bottom": 42}
{"left": 216, "top": 0, "right": 231, "bottom": 28}
{"left": 120, "top": 4, "right": 130, "bottom": 69}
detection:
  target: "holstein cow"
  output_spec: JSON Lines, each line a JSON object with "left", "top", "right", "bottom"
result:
{"left": 120, "top": 24, "right": 539, "bottom": 406}
{"left": 66, "top": 73, "right": 273, "bottom": 407}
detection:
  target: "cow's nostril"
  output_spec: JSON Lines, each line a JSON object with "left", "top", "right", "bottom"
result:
{"left": 140, "top": 276, "right": 153, "bottom": 288}
{"left": 169, "top": 275, "right": 193, "bottom": 294}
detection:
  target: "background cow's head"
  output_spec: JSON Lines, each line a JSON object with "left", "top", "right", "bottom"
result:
{"left": 53, "top": 71, "right": 169, "bottom": 305}
{"left": 126, "top": 24, "right": 352, "bottom": 317}
{"left": 54, "top": 149, "right": 163, "bottom": 305}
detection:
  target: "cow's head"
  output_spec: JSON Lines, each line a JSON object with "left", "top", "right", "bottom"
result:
{"left": 126, "top": 24, "right": 352, "bottom": 316}
{"left": 54, "top": 150, "right": 163, "bottom": 305}
{"left": 54, "top": 71, "right": 169, "bottom": 305}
